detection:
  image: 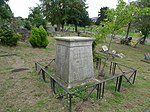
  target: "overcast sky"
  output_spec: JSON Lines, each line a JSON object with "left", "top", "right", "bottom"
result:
{"left": 8, "top": 0, "right": 134, "bottom": 18}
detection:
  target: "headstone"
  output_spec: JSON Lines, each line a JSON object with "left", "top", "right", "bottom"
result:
{"left": 112, "top": 50, "right": 117, "bottom": 54}
{"left": 55, "top": 37, "right": 95, "bottom": 88}
{"left": 117, "top": 53, "right": 125, "bottom": 58}
{"left": 144, "top": 53, "right": 150, "bottom": 60}
{"left": 102, "top": 45, "right": 108, "bottom": 52}
{"left": 16, "top": 28, "right": 30, "bottom": 41}
{"left": 47, "top": 23, "right": 55, "bottom": 33}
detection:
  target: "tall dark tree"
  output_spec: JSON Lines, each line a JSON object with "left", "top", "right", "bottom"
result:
{"left": 134, "top": 0, "right": 150, "bottom": 44}
{"left": 40, "top": 0, "right": 88, "bottom": 32}
{"left": 95, "top": 7, "right": 108, "bottom": 25}
{"left": 67, "top": 0, "right": 87, "bottom": 32}
{"left": 0, "top": 0, "right": 13, "bottom": 26}
{"left": 78, "top": 10, "right": 91, "bottom": 27}
{"left": 0, "top": 0, "right": 20, "bottom": 47}
{"left": 40, "top": 0, "right": 70, "bottom": 30}
{"left": 28, "top": 5, "right": 47, "bottom": 29}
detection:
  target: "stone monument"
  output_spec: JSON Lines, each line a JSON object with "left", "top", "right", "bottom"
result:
{"left": 46, "top": 23, "right": 55, "bottom": 33}
{"left": 55, "top": 37, "right": 95, "bottom": 88}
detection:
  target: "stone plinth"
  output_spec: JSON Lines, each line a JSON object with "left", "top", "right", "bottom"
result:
{"left": 55, "top": 37, "right": 95, "bottom": 88}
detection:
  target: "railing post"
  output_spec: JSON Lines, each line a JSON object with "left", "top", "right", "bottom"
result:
{"left": 117, "top": 75, "right": 123, "bottom": 92}
{"left": 112, "top": 63, "right": 117, "bottom": 76}
{"left": 115, "top": 77, "right": 119, "bottom": 92}
{"left": 109, "top": 62, "right": 113, "bottom": 75}
{"left": 51, "top": 78, "right": 56, "bottom": 94}
{"left": 102, "top": 82, "right": 105, "bottom": 98}
{"left": 69, "top": 94, "right": 72, "bottom": 112}
{"left": 42, "top": 69, "right": 46, "bottom": 82}
{"left": 133, "top": 70, "right": 137, "bottom": 84}
{"left": 35, "top": 63, "right": 37, "bottom": 71}
{"left": 97, "top": 83, "right": 102, "bottom": 99}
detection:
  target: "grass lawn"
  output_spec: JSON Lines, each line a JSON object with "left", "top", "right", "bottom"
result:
{"left": 0, "top": 36, "right": 150, "bottom": 112}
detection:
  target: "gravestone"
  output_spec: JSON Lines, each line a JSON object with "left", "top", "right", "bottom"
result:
{"left": 102, "top": 45, "right": 108, "bottom": 52}
{"left": 144, "top": 53, "right": 150, "bottom": 60}
{"left": 47, "top": 23, "right": 55, "bottom": 33}
{"left": 55, "top": 37, "right": 95, "bottom": 88}
{"left": 16, "top": 28, "right": 30, "bottom": 41}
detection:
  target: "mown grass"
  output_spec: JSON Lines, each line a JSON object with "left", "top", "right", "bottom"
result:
{"left": 0, "top": 35, "right": 150, "bottom": 112}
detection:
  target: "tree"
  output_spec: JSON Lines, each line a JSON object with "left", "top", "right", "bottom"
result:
{"left": 28, "top": 5, "right": 47, "bottom": 29}
{"left": 123, "top": 1, "right": 144, "bottom": 39}
{"left": 95, "top": 7, "right": 108, "bottom": 25}
{"left": 40, "top": 0, "right": 70, "bottom": 30}
{"left": 0, "top": 0, "right": 20, "bottom": 47}
{"left": 66, "top": 0, "right": 88, "bottom": 32}
{"left": 24, "top": 18, "right": 32, "bottom": 30}
{"left": 0, "top": 0, "right": 13, "bottom": 26}
{"left": 95, "top": 0, "right": 142, "bottom": 46}
{"left": 40, "top": 0, "right": 88, "bottom": 32}
{"left": 94, "top": 0, "right": 140, "bottom": 77}
{"left": 134, "top": 0, "right": 150, "bottom": 44}
{"left": 99, "top": 0, "right": 135, "bottom": 43}
{"left": 77, "top": 9, "right": 91, "bottom": 27}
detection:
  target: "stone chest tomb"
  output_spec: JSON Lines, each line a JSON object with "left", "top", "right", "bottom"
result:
{"left": 55, "top": 37, "right": 95, "bottom": 88}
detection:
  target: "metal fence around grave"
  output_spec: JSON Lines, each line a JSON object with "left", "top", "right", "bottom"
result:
{"left": 35, "top": 58, "right": 137, "bottom": 112}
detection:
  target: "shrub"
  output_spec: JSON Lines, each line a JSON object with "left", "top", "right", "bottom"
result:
{"left": 24, "top": 20, "right": 31, "bottom": 30}
{"left": 120, "top": 38, "right": 128, "bottom": 45}
{"left": 29, "top": 25, "right": 49, "bottom": 48}
{"left": 0, "top": 25, "right": 20, "bottom": 46}
{"left": 39, "top": 25, "right": 49, "bottom": 48}
{"left": 130, "top": 40, "right": 137, "bottom": 47}
{"left": 120, "top": 37, "right": 132, "bottom": 45}
{"left": 29, "top": 25, "right": 40, "bottom": 47}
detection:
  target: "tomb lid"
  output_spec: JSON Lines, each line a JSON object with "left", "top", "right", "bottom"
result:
{"left": 55, "top": 36, "right": 95, "bottom": 42}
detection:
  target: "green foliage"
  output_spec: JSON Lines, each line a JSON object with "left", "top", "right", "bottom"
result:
{"left": 0, "top": 25, "right": 20, "bottom": 46}
{"left": 10, "top": 17, "right": 24, "bottom": 31}
{"left": 106, "top": 0, "right": 139, "bottom": 34}
{"left": 28, "top": 6, "right": 47, "bottom": 29}
{"left": 0, "top": 0, "right": 13, "bottom": 30}
{"left": 77, "top": 10, "right": 91, "bottom": 27}
{"left": 94, "top": 0, "right": 143, "bottom": 50}
{"left": 133, "top": 0, "right": 150, "bottom": 43}
{"left": 120, "top": 38, "right": 129, "bottom": 45}
{"left": 40, "top": 0, "right": 89, "bottom": 31}
{"left": 0, "top": 1, "right": 13, "bottom": 21}
{"left": 39, "top": 25, "right": 49, "bottom": 47}
{"left": 67, "top": 0, "right": 88, "bottom": 32}
{"left": 24, "top": 19, "right": 32, "bottom": 30}
{"left": 0, "top": 1, "right": 20, "bottom": 47}
{"left": 29, "top": 25, "right": 49, "bottom": 48}
{"left": 96, "top": 7, "right": 108, "bottom": 25}
{"left": 29, "top": 25, "right": 40, "bottom": 47}
{"left": 94, "top": 24, "right": 109, "bottom": 45}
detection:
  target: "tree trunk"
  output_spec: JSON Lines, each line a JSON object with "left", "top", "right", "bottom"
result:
{"left": 75, "top": 23, "right": 78, "bottom": 32}
{"left": 140, "top": 35, "right": 146, "bottom": 44}
{"left": 61, "top": 20, "right": 65, "bottom": 31}
{"left": 141, "top": 28, "right": 148, "bottom": 44}
{"left": 57, "top": 24, "right": 61, "bottom": 31}
{"left": 98, "top": 32, "right": 115, "bottom": 78}
{"left": 125, "top": 22, "right": 131, "bottom": 39}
